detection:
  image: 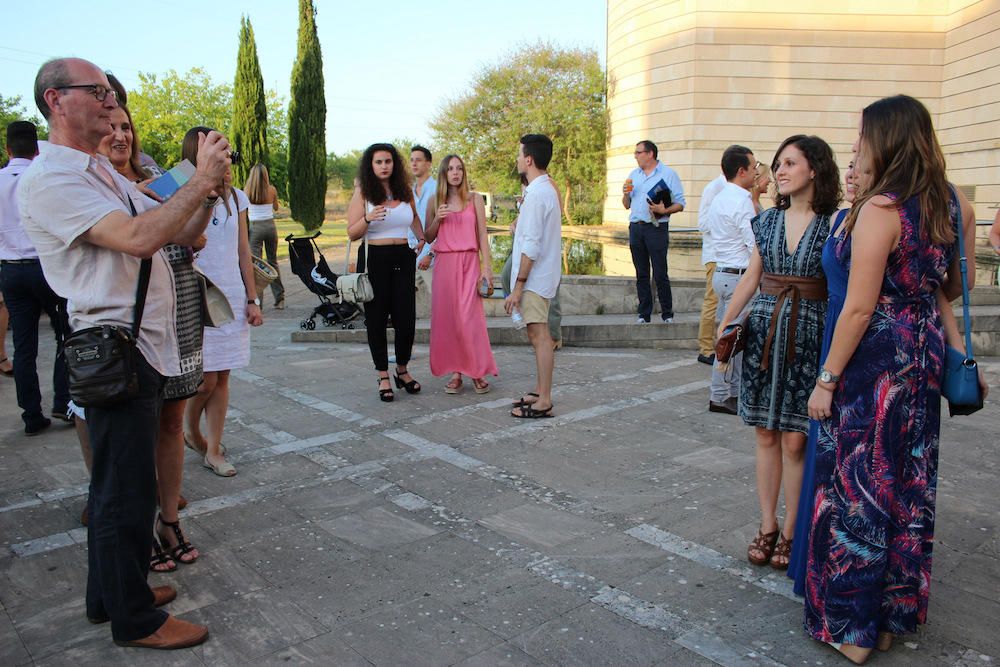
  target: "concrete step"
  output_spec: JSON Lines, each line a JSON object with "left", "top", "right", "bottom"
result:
{"left": 292, "top": 303, "right": 1000, "bottom": 355}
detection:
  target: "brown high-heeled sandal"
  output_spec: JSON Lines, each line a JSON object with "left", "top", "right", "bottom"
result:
{"left": 769, "top": 533, "right": 793, "bottom": 570}
{"left": 747, "top": 528, "right": 779, "bottom": 566}
{"left": 876, "top": 632, "right": 894, "bottom": 652}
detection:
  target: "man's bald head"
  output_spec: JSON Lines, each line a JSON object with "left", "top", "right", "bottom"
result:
{"left": 34, "top": 58, "right": 108, "bottom": 120}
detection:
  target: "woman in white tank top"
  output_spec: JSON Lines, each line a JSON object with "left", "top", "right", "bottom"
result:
{"left": 244, "top": 164, "right": 284, "bottom": 308}
{"left": 347, "top": 143, "right": 427, "bottom": 402}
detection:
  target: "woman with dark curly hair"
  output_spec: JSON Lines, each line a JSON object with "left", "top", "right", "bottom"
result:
{"left": 347, "top": 143, "right": 426, "bottom": 402}
{"left": 717, "top": 134, "right": 841, "bottom": 571}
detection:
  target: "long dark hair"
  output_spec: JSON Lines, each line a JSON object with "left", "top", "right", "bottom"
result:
{"left": 770, "top": 135, "right": 841, "bottom": 215}
{"left": 182, "top": 126, "right": 232, "bottom": 216}
{"left": 845, "top": 95, "right": 953, "bottom": 244}
{"left": 358, "top": 143, "right": 412, "bottom": 206}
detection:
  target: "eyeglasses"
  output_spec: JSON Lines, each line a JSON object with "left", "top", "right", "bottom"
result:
{"left": 55, "top": 84, "right": 118, "bottom": 102}
{"left": 633, "top": 149, "right": 649, "bottom": 155}
{"left": 754, "top": 161, "right": 762, "bottom": 169}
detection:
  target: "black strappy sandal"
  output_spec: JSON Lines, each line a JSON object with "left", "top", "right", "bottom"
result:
{"left": 150, "top": 539, "right": 177, "bottom": 573}
{"left": 512, "top": 392, "right": 539, "bottom": 408}
{"left": 394, "top": 371, "right": 421, "bottom": 394}
{"left": 510, "top": 404, "right": 554, "bottom": 419}
{"left": 156, "top": 514, "right": 198, "bottom": 565}
{"left": 378, "top": 375, "right": 394, "bottom": 402}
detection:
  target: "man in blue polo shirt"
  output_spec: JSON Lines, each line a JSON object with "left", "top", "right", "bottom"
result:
{"left": 409, "top": 145, "right": 436, "bottom": 295}
{"left": 622, "top": 139, "right": 685, "bottom": 323}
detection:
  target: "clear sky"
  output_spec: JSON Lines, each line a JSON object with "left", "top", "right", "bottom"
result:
{"left": 1, "top": 0, "right": 607, "bottom": 154}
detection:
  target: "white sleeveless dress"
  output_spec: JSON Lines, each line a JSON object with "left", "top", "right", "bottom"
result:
{"left": 195, "top": 188, "right": 251, "bottom": 371}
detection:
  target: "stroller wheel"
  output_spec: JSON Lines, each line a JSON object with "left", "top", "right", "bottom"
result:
{"left": 300, "top": 320, "right": 308, "bottom": 330}
{"left": 346, "top": 321, "right": 357, "bottom": 330}
{"left": 306, "top": 319, "right": 316, "bottom": 330}
{"left": 323, "top": 317, "right": 335, "bottom": 327}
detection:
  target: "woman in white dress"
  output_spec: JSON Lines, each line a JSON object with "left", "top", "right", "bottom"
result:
{"left": 181, "top": 127, "right": 263, "bottom": 477}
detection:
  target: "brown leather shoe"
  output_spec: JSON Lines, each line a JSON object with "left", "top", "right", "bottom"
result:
{"left": 114, "top": 615, "right": 209, "bottom": 650}
{"left": 88, "top": 585, "right": 177, "bottom": 624}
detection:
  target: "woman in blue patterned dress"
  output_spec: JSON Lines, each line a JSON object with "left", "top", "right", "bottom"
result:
{"left": 718, "top": 135, "right": 841, "bottom": 570}
{"left": 804, "top": 95, "right": 981, "bottom": 664}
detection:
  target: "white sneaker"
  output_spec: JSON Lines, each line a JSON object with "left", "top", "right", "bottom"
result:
{"left": 661, "top": 317, "right": 674, "bottom": 323}
{"left": 636, "top": 317, "right": 649, "bottom": 324}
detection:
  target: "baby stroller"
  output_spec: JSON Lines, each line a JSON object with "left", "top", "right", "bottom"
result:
{"left": 286, "top": 232, "right": 365, "bottom": 330}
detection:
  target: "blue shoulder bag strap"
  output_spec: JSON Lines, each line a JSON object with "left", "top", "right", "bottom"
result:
{"left": 952, "top": 187, "right": 974, "bottom": 362}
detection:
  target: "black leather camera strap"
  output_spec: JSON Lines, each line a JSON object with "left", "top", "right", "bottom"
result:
{"left": 127, "top": 195, "right": 152, "bottom": 339}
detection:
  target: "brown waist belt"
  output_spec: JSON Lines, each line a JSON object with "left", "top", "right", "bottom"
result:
{"left": 758, "top": 273, "right": 828, "bottom": 371}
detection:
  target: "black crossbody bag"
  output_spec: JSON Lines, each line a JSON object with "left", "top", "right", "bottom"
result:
{"left": 64, "top": 196, "right": 152, "bottom": 408}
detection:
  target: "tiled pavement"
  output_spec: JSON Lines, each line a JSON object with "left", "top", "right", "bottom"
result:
{"left": 0, "top": 275, "right": 997, "bottom": 666}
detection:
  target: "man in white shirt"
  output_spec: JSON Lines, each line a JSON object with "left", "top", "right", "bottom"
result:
{"left": 0, "top": 121, "right": 71, "bottom": 435}
{"left": 704, "top": 145, "right": 757, "bottom": 415}
{"left": 697, "top": 172, "right": 726, "bottom": 364}
{"left": 506, "top": 134, "right": 561, "bottom": 418}
{"left": 409, "top": 145, "right": 436, "bottom": 294}
{"left": 20, "top": 57, "right": 229, "bottom": 650}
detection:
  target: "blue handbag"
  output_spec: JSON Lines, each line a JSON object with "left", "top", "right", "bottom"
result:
{"left": 941, "top": 192, "right": 982, "bottom": 416}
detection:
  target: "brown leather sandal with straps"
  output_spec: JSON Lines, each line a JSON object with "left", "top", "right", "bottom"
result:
{"left": 769, "top": 533, "right": 793, "bottom": 570}
{"left": 747, "top": 528, "right": 779, "bottom": 566}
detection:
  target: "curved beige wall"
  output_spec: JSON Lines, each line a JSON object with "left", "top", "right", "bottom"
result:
{"left": 605, "top": 0, "right": 1000, "bottom": 226}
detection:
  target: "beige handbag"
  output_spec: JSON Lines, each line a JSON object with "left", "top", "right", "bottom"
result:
{"left": 336, "top": 204, "right": 374, "bottom": 304}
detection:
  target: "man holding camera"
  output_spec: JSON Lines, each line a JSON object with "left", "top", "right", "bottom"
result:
{"left": 622, "top": 139, "right": 685, "bottom": 324}
{"left": 20, "top": 57, "right": 229, "bottom": 650}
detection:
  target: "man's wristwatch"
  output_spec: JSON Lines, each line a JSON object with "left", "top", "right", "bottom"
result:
{"left": 817, "top": 368, "right": 840, "bottom": 384}
{"left": 248, "top": 298, "right": 261, "bottom": 307}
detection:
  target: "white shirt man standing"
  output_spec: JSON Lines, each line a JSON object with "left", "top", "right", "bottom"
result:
{"left": 696, "top": 172, "right": 727, "bottom": 364}
{"left": 704, "top": 145, "right": 757, "bottom": 415}
{"left": 505, "top": 134, "right": 561, "bottom": 418}
{"left": 410, "top": 145, "right": 436, "bottom": 295}
{"left": 19, "top": 57, "right": 229, "bottom": 650}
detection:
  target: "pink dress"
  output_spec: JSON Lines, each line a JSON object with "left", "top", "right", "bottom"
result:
{"left": 429, "top": 201, "right": 498, "bottom": 379}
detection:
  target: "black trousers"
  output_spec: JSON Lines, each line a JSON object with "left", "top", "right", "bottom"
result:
{"left": 0, "top": 260, "right": 70, "bottom": 426}
{"left": 629, "top": 221, "right": 673, "bottom": 320}
{"left": 85, "top": 352, "right": 167, "bottom": 641}
{"left": 361, "top": 243, "right": 416, "bottom": 371}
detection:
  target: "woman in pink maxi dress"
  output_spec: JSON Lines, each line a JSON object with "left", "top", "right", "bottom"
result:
{"left": 424, "top": 155, "right": 498, "bottom": 393}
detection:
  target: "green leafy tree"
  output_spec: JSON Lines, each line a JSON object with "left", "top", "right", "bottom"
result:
{"left": 327, "top": 149, "right": 361, "bottom": 190}
{"left": 288, "top": 0, "right": 327, "bottom": 230}
{"left": 266, "top": 90, "right": 290, "bottom": 201}
{"left": 1, "top": 95, "right": 46, "bottom": 166}
{"left": 129, "top": 68, "right": 233, "bottom": 168}
{"left": 430, "top": 43, "right": 607, "bottom": 225}
{"left": 231, "top": 16, "right": 269, "bottom": 186}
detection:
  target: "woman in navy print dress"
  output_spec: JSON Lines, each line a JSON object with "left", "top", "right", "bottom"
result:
{"left": 803, "top": 95, "right": 982, "bottom": 664}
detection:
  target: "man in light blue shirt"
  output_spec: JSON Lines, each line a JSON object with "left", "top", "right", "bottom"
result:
{"left": 409, "top": 145, "right": 436, "bottom": 295}
{"left": 622, "top": 140, "right": 686, "bottom": 323}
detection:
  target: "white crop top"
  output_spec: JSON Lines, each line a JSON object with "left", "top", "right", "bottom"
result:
{"left": 365, "top": 200, "right": 414, "bottom": 241}
{"left": 247, "top": 203, "right": 274, "bottom": 221}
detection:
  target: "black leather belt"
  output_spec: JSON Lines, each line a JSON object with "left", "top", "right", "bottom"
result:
{"left": 0, "top": 258, "right": 40, "bottom": 265}
{"left": 715, "top": 266, "right": 746, "bottom": 275}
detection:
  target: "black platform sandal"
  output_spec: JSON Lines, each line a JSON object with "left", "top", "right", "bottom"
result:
{"left": 394, "top": 371, "right": 421, "bottom": 394}
{"left": 156, "top": 514, "right": 198, "bottom": 565}
{"left": 378, "top": 375, "right": 395, "bottom": 402}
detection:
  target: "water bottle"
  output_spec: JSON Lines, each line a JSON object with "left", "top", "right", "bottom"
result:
{"left": 511, "top": 309, "right": 526, "bottom": 330}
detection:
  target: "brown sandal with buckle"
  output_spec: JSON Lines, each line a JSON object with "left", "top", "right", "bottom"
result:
{"left": 769, "top": 533, "right": 793, "bottom": 570}
{"left": 747, "top": 528, "right": 779, "bottom": 566}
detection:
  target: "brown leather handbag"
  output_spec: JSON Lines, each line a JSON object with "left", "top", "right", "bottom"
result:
{"left": 714, "top": 321, "right": 745, "bottom": 372}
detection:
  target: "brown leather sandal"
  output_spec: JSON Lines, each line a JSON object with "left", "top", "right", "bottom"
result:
{"left": 747, "top": 528, "right": 779, "bottom": 566}
{"left": 769, "top": 533, "right": 793, "bottom": 570}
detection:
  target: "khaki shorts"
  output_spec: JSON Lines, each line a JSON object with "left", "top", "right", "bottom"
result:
{"left": 520, "top": 290, "right": 550, "bottom": 324}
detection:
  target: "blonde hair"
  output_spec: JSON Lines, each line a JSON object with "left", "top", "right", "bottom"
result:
{"left": 244, "top": 164, "right": 272, "bottom": 205}
{"left": 434, "top": 154, "right": 469, "bottom": 211}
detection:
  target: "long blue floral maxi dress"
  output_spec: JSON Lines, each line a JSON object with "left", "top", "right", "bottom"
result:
{"left": 804, "top": 193, "right": 957, "bottom": 647}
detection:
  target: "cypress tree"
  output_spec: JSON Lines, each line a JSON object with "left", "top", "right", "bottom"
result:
{"left": 231, "top": 16, "right": 269, "bottom": 187}
{"left": 288, "top": 0, "right": 327, "bottom": 230}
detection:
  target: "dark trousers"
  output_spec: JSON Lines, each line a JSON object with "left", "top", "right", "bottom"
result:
{"left": 85, "top": 353, "right": 167, "bottom": 641}
{"left": 629, "top": 222, "right": 673, "bottom": 320}
{"left": 361, "top": 244, "right": 416, "bottom": 371}
{"left": 0, "top": 260, "right": 70, "bottom": 426}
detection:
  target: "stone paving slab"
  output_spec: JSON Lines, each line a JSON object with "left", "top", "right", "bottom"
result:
{"left": 0, "top": 281, "right": 998, "bottom": 666}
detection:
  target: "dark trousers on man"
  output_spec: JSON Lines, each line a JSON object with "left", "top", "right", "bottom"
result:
{"left": 629, "top": 221, "right": 673, "bottom": 321}
{"left": 85, "top": 353, "right": 168, "bottom": 641}
{"left": 0, "top": 259, "right": 70, "bottom": 428}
